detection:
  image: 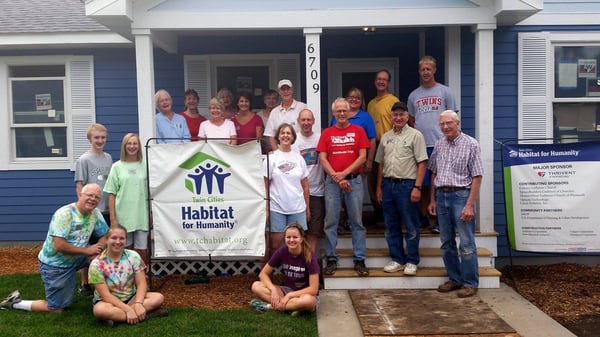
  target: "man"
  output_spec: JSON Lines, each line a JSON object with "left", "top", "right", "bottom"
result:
{"left": 407, "top": 56, "right": 457, "bottom": 231}
{"left": 264, "top": 79, "right": 307, "bottom": 151}
{"left": 0, "top": 183, "right": 109, "bottom": 312}
{"left": 428, "top": 110, "right": 483, "bottom": 298}
{"left": 74, "top": 123, "right": 112, "bottom": 296}
{"left": 367, "top": 70, "right": 399, "bottom": 224}
{"left": 317, "top": 98, "right": 371, "bottom": 277}
{"left": 375, "top": 102, "right": 428, "bottom": 276}
{"left": 292, "top": 109, "right": 325, "bottom": 255}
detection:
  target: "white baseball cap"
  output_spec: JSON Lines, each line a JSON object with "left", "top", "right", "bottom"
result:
{"left": 278, "top": 79, "right": 293, "bottom": 89}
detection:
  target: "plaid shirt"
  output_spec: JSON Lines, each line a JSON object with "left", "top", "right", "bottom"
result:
{"left": 428, "top": 132, "right": 483, "bottom": 188}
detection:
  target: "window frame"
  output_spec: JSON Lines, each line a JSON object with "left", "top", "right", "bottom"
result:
{"left": 0, "top": 55, "right": 95, "bottom": 170}
{"left": 519, "top": 32, "right": 600, "bottom": 143}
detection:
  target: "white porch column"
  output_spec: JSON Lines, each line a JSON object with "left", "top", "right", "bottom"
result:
{"left": 472, "top": 23, "right": 496, "bottom": 233}
{"left": 133, "top": 30, "right": 156, "bottom": 146}
{"left": 445, "top": 26, "right": 462, "bottom": 110}
{"left": 303, "top": 28, "right": 322, "bottom": 132}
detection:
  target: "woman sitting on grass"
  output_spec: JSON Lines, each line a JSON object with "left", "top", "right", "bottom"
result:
{"left": 89, "top": 225, "right": 167, "bottom": 326}
{"left": 250, "top": 222, "right": 319, "bottom": 315}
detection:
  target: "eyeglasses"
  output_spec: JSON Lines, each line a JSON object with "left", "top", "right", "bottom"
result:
{"left": 439, "top": 121, "right": 456, "bottom": 127}
{"left": 82, "top": 193, "right": 101, "bottom": 201}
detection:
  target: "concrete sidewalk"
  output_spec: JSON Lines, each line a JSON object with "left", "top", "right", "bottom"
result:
{"left": 316, "top": 284, "right": 576, "bottom": 337}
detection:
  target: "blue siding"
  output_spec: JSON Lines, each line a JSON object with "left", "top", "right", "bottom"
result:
{"left": 492, "top": 25, "right": 600, "bottom": 257}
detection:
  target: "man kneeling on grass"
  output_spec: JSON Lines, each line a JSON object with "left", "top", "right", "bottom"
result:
{"left": 89, "top": 225, "right": 167, "bottom": 326}
{"left": 0, "top": 184, "right": 108, "bottom": 313}
{"left": 250, "top": 222, "right": 319, "bottom": 316}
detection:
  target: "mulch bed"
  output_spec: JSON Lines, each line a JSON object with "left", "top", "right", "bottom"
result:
{"left": 2, "top": 246, "right": 600, "bottom": 334}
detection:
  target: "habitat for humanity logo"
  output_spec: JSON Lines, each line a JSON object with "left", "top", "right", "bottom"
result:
{"left": 179, "top": 152, "right": 231, "bottom": 195}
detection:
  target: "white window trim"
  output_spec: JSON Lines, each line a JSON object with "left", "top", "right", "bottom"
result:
{"left": 0, "top": 55, "right": 95, "bottom": 170}
{"left": 184, "top": 54, "right": 301, "bottom": 117}
{"left": 518, "top": 32, "right": 600, "bottom": 143}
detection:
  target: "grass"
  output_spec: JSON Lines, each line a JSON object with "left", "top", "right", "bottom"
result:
{"left": 0, "top": 273, "right": 318, "bottom": 337}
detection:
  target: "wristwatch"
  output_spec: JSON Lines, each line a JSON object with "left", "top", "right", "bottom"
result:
{"left": 413, "top": 186, "right": 422, "bottom": 191}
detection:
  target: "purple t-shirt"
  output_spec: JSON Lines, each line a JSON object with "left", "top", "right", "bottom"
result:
{"left": 268, "top": 246, "right": 320, "bottom": 291}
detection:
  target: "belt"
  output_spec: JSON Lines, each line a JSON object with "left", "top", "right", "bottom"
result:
{"left": 346, "top": 173, "right": 360, "bottom": 180}
{"left": 384, "top": 177, "right": 414, "bottom": 183}
{"left": 437, "top": 186, "right": 468, "bottom": 193}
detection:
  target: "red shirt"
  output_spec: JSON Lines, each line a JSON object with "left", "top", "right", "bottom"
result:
{"left": 180, "top": 112, "right": 206, "bottom": 141}
{"left": 233, "top": 114, "right": 264, "bottom": 145}
{"left": 317, "top": 124, "right": 370, "bottom": 173}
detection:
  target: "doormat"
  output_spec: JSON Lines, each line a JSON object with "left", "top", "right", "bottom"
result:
{"left": 349, "top": 289, "right": 519, "bottom": 337}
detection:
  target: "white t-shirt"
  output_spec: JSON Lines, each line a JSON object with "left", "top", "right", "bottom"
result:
{"left": 292, "top": 133, "right": 324, "bottom": 197}
{"left": 263, "top": 149, "right": 308, "bottom": 214}
{"left": 198, "top": 119, "right": 237, "bottom": 143}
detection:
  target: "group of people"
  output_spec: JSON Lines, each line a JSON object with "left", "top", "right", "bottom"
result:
{"left": 0, "top": 124, "right": 166, "bottom": 326}
{"left": 0, "top": 55, "right": 484, "bottom": 323}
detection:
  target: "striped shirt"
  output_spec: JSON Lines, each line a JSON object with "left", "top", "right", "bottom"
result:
{"left": 428, "top": 132, "right": 483, "bottom": 188}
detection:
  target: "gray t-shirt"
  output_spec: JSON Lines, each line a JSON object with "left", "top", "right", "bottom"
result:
{"left": 407, "top": 83, "right": 456, "bottom": 147}
{"left": 74, "top": 151, "right": 113, "bottom": 212}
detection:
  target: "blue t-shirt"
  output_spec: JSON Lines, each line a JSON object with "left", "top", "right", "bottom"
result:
{"left": 331, "top": 109, "right": 376, "bottom": 140}
{"left": 156, "top": 112, "right": 191, "bottom": 144}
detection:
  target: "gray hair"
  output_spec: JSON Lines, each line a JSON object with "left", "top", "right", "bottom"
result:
{"left": 155, "top": 89, "right": 172, "bottom": 106}
{"left": 331, "top": 97, "right": 350, "bottom": 111}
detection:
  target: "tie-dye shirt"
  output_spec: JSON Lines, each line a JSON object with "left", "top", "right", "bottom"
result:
{"left": 38, "top": 203, "right": 108, "bottom": 268}
{"left": 89, "top": 249, "right": 146, "bottom": 303}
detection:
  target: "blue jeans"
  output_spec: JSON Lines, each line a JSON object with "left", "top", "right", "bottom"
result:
{"left": 382, "top": 178, "right": 420, "bottom": 265}
{"left": 323, "top": 175, "right": 366, "bottom": 262}
{"left": 39, "top": 256, "right": 88, "bottom": 310}
{"left": 436, "top": 189, "right": 479, "bottom": 288}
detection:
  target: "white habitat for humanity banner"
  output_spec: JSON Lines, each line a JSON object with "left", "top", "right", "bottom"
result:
{"left": 148, "top": 141, "right": 265, "bottom": 258}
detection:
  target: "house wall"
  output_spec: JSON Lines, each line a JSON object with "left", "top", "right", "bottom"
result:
{"left": 0, "top": 29, "right": 470, "bottom": 243}
{"left": 493, "top": 24, "right": 600, "bottom": 257}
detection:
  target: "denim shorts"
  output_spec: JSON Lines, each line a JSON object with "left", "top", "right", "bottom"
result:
{"left": 126, "top": 230, "right": 149, "bottom": 249}
{"left": 39, "top": 256, "right": 88, "bottom": 310}
{"left": 268, "top": 211, "right": 307, "bottom": 233}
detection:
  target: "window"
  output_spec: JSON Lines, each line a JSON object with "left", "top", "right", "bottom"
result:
{"left": 519, "top": 33, "right": 600, "bottom": 143}
{"left": 0, "top": 56, "right": 95, "bottom": 170}
{"left": 184, "top": 54, "right": 300, "bottom": 116}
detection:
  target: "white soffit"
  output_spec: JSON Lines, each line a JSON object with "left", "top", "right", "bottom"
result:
{"left": 517, "top": 0, "right": 600, "bottom": 25}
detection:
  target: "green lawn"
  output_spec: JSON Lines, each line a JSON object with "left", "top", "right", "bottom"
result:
{"left": 0, "top": 273, "right": 318, "bottom": 337}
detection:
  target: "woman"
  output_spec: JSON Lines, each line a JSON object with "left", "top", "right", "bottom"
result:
{"left": 263, "top": 123, "right": 310, "bottom": 254}
{"left": 257, "top": 89, "right": 278, "bottom": 153}
{"left": 89, "top": 225, "right": 167, "bottom": 326}
{"left": 179, "top": 88, "right": 207, "bottom": 140}
{"left": 198, "top": 97, "right": 237, "bottom": 144}
{"left": 104, "top": 133, "right": 149, "bottom": 266}
{"left": 250, "top": 222, "right": 319, "bottom": 315}
{"left": 217, "top": 88, "right": 236, "bottom": 119}
{"left": 155, "top": 89, "right": 190, "bottom": 144}
{"left": 232, "top": 92, "right": 264, "bottom": 145}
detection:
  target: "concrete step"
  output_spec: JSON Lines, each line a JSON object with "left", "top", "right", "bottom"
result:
{"left": 323, "top": 247, "right": 495, "bottom": 268}
{"left": 332, "top": 231, "right": 499, "bottom": 255}
{"left": 323, "top": 266, "right": 502, "bottom": 289}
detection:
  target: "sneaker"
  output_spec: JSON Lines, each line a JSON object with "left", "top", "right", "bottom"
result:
{"left": 431, "top": 224, "right": 440, "bottom": 233}
{"left": 437, "top": 280, "right": 462, "bottom": 293}
{"left": 354, "top": 260, "right": 369, "bottom": 277}
{"left": 323, "top": 260, "right": 337, "bottom": 276}
{"left": 101, "top": 319, "right": 114, "bottom": 327}
{"left": 146, "top": 307, "right": 169, "bottom": 319}
{"left": 383, "top": 261, "right": 404, "bottom": 273}
{"left": 79, "top": 284, "right": 93, "bottom": 297}
{"left": 0, "top": 290, "right": 21, "bottom": 310}
{"left": 290, "top": 310, "right": 302, "bottom": 317}
{"left": 457, "top": 286, "right": 478, "bottom": 298}
{"left": 403, "top": 263, "right": 418, "bottom": 276}
{"left": 250, "top": 298, "right": 270, "bottom": 312}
